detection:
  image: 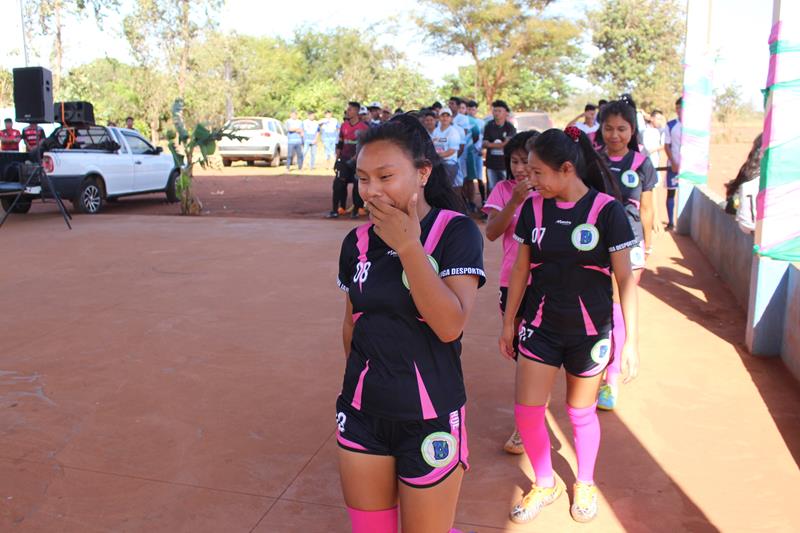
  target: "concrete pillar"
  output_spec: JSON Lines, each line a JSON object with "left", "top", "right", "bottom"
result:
{"left": 676, "top": 0, "right": 714, "bottom": 235}
{"left": 746, "top": 0, "right": 800, "bottom": 355}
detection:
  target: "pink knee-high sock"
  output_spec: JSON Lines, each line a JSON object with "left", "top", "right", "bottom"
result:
{"left": 347, "top": 506, "right": 398, "bottom": 533}
{"left": 514, "top": 404, "right": 554, "bottom": 487}
{"left": 567, "top": 402, "right": 601, "bottom": 484}
{"left": 606, "top": 302, "right": 625, "bottom": 388}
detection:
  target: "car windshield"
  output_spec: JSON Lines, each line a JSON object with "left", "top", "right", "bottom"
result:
{"left": 229, "top": 119, "right": 263, "bottom": 131}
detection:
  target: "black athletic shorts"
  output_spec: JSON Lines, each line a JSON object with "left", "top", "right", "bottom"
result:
{"left": 335, "top": 395, "right": 469, "bottom": 488}
{"left": 517, "top": 323, "right": 613, "bottom": 377}
{"left": 499, "top": 286, "right": 527, "bottom": 319}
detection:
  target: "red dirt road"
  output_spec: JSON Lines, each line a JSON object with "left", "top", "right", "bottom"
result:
{"left": 4, "top": 179, "right": 800, "bottom": 531}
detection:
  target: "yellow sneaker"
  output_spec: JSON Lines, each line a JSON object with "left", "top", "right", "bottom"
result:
{"left": 509, "top": 478, "right": 564, "bottom": 524}
{"left": 570, "top": 481, "right": 599, "bottom": 523}
{"left": 503, "top": 428, "right": 524, "bottom": 455}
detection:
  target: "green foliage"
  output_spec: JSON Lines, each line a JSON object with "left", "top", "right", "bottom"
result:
{"left": 167, "top": 99, "right": 243, "bottom": 215}
{"left": 416, "top": 0, "right": 583, "bottom": 110}
{"left": 0, "top": 69, "right": 12, "bottom": 107}
{"left": 714, "top": 85, "right": 745, "bottom": 124}
{"left": 588, "top": 0, "right": 685, "bottom": 111}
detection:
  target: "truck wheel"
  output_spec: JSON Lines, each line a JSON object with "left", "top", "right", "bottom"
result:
{"left": 270, "top": 148, "right": 281, "bottom": 167}
{"left": 74, "top": 178, "right": 103, "bottom": 214}
{"left": 223, "top": 158, "right": 232, "bottom": 167}
{"left": 1, "top": 197, "right": 32, "bottom": 214}
{"left": 165, "top": 170, "right": 179, "bottom": 203}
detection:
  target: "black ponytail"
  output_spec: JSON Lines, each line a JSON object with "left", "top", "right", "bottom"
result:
{"left": 529, "top": 128, "right": 622, "bottom": 201}
{"left": 596, "top": 98, "right": 640, "bottom": 152}
{"left": 358, "top": 114, "right": 466, "bottom": 213}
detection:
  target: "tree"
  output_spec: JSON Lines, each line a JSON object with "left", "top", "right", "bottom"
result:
{"left": 23, "top": 0, "right": 119, "bottom": 95}
{"left": 588, "top": 0, "right": 685, "bottom": 111}
{"left": 124, "top": 0, "right": 223, "bottom": 98}
{"left": 714, "top": 84, "right": 743, "bottom": 124}
{"left": 0, "top": 69, "right": 12, "bottom": 107}
{"left": 415, "top": 0, "right": 583, "bottom": 109}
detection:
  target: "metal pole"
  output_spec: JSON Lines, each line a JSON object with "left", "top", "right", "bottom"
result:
{"left": 19, "top": 0, "right": 29, "bottom": 67}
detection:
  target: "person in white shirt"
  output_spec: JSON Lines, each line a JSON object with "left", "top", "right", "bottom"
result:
{"left": 431, "top": 108, "right": 462, "bottom": 189}
{"left": 663, "top": 97, "right": 683, "bottom": 230}
{"left": 642, "top": 110, "right": 667, "bottom": 233}
{"left": 319, "top": 110, "right": 340, "bottom": 167}
{"left": 725, "top": 133, "right": 763, "bottom": 233}
{"left": 567, "top": 104, "right": 600, "bottom": 136}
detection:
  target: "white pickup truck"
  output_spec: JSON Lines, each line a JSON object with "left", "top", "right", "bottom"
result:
{"left": 33, "top": 125, "right": 179, "bottom": 214}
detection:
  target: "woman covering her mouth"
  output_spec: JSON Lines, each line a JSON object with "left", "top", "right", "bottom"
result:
{"left": 335, "top": 114, "right": 485, "bottom": 533}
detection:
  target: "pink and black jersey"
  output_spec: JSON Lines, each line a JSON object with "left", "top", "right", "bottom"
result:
{"left": 514, "top": 189, "right": 635, "bottom": 336}
{"left": 482, "top": 180, "right": 531, "bottom": 287}
{"left": 337, "top": 208, "right": 486, "bottom": 421}
{"left": 602, "top": 150, "right": 657, "bottom": 243}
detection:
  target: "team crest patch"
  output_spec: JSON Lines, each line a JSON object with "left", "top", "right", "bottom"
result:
{"left": 590, "top": 338, "right": 612, "bottom": 365}
{"left": 621, "top": 170, "right": 640, "bottom": 188}
{"left": 421, "top": 431, "right": 458, "bottom": 468}
{"left": 630, "top": 244, "right": 646, "bottom": 266}
{"left": 402, "top": 255, "right": 440, "bottom": 289}
{"left": 571, "top": 224, "right": 600, "bottom": 251}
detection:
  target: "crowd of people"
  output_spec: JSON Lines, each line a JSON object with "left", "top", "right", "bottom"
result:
{"left": 332, "top": 92, "right": 691, "bottom": 533}
{"left": 0, "top": 118, "right": 46, "bottom": 152}
{"left": 320, "top": 95, "right": 685, "bottom": 232}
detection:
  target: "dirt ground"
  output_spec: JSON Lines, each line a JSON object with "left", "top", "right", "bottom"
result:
{"left": 7, "top": 132, "right": 798, "bottom": 532}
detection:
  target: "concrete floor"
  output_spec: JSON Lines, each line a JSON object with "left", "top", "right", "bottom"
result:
{"left": 1, "top": 211, "right": 799, "bottom": 532}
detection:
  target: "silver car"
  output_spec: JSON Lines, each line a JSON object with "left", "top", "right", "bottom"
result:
{"left": 219, "top": 117, "right": 289, "bottom": 167}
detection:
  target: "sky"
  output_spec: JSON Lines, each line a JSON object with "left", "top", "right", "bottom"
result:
{"left": 0, "top": 0, "right": 773, "bottom": 108}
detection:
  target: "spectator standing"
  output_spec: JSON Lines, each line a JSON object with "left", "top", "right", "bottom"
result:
{"left": 663, "top": 97, "right": 683, "bottom": 230}
{"left": 367, "top": 102, "right": 382, "bottom": 127}
{"left": 422, "top": 109, "right": 437, "bottom": 138}
{"left": 326, "top": 101, "right": 369, "bottom": 219}
{"left": 642, "top": 110, "right": 667, "bottom": 233}
{"left": 430, "top": 108, "right": 462, "bottom": 189}
{"left": 358, "top": 106, "right": 369, "bottom": 123}
{"left": 0, "top": 118, "right": 22, "bottom": 151}
{"left": 125, "top": 116, "right": 136, "bottom": 130}
{"left": 568, "top": 104, "right": 600, "bottom": 136}
{"left": 431, "top": 101, "right": 443, "bottom": 116}
{"left": 725, "top": 133, "right": 763, "bottom": 233}
{"left": 483, "top": 100, "right": 516, "bottom": 191}
{"left": 467, "top": 100, "right": 487, "bottom": 206}
{"left": 302, "top": 111, "right": 320, "bottom": 171}
{"left": 320, "top": 111, "right": 340, "bottom": 167}
{"left": 285, "top": 110, "right": 304, "bottom": 171}
{"left": 22, "top": 123, "right": 46, "bottom": 152}
{"left": 380, "top": 107, "right": 392, "bottom": 122}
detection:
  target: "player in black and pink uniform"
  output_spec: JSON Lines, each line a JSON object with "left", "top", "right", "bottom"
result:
{"left": 336, "top": 114, "right": 485, "bottom": 533}
{"left": 500, "top": 127, "right": 639, "bottom": 524}
{"left": 594, "top": 97, "right": 656, "bottom": 411}
{"left": 482, "top": 130, "right": 539, "bottom": 455}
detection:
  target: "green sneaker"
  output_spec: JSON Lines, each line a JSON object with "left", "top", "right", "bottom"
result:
{"left": 597, "top": 383, "right": 617, "bottom": 411}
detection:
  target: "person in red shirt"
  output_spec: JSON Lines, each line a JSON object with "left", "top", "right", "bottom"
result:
{"left": 327, "top": 101, "right": 370, "bottom": 219}
{"left": 0, "top": 118, "right": 22, "bottom": 151}
{"left": 22, "top": 123, "right": 46, "bottom": 152}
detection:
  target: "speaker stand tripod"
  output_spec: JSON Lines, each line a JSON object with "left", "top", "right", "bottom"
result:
{"left": 0, "top": 160, "right": 72, "bottom": 230}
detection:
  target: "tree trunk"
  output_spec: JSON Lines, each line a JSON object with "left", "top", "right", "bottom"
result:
{"left": 178, "top": 0, "right": 191, "bottom": 98}
{"left": 52, "top": 0, "right": 63, "bottom": 96}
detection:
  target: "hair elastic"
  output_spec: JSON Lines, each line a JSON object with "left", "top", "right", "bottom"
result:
{"left": 564, "top": 126, "right": 581, "bottom": 142}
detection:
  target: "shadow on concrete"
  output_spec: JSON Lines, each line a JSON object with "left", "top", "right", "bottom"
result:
{"left": 640, "top": 234, "right": 800, "bottom": 467}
